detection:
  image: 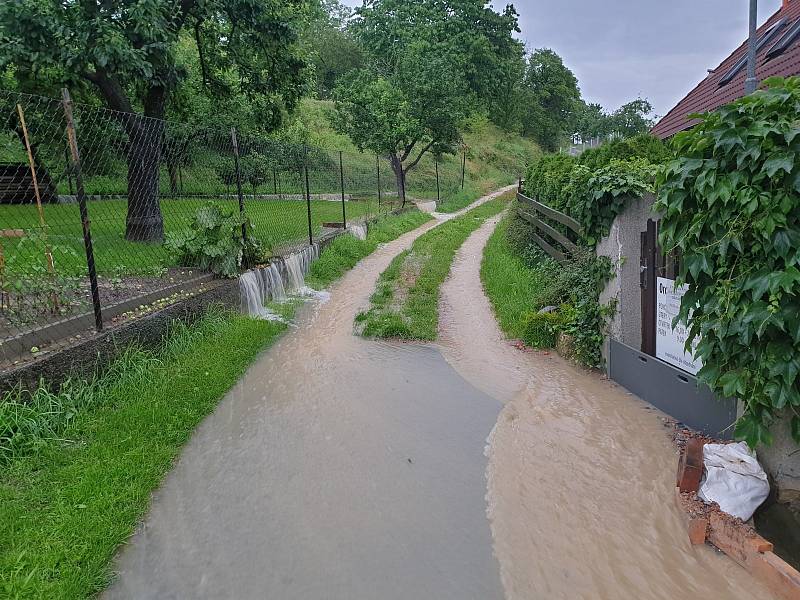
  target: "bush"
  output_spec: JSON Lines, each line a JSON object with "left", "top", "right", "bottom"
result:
{"left": 522, "top": 153, "right": 575, "bottom": 211}
{"left": 568, "top": 157, "right": 656, "bottom": 244}
{"left": 521, "top": 305, "right": 573, "bottom": 348}
{"left": 655, "top": 76, "right": 800, "bottom": 448}
{"left": 578, "top": 133, "right": 671, "bottom": 171}
{"left": 166, "top": 203, "right": 270, "bottom": 277}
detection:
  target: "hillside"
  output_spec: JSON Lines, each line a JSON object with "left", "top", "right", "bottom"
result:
{"left": 289, "top": 99, "right": 541, "bottom": 211}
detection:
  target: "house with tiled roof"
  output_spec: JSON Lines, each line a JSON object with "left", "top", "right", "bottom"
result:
{"left": 652, "top": 0, "right": 800, "bottom": 138}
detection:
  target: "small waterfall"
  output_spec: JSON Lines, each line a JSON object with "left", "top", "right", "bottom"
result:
{"left": 283, "top": 244, "right": 319, "bottom": 295}
{"left": 239, "top": 263, "right": 286, "bottom": 320}
{"left": 350, "top": 223, "right": 367, "bottom": 241}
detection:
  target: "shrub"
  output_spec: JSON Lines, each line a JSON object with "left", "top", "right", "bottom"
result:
{"left": 578, "top": 133, "right": 671, "bottom": 171}
{"left": 568, "top": 157, "right": 655, "bottom": 244}
{"left": 523, "top": 153, "right": 575, "bottom": 211}
{"left": 521, "top": 305, "right": 575, "bottom": 348}
{"left": 166, "top": 203, "right": 270, "bottom": 277}
{"left": 655, "top": 76, "right": 800, "bottom": 448}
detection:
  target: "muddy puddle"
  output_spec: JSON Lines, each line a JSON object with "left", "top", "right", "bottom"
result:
{"left": 437, "top": 213, "right": 772, "bottom": 599}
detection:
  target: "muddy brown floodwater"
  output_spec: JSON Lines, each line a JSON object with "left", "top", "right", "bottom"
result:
{"left": 105, "top": 189, "right": 513, "bottom": 600}
{"left": 438, "top": 212, "right": 773, "bottom": 600}
{"left": 106, "top": 189, "right": 772, "bottom": 599}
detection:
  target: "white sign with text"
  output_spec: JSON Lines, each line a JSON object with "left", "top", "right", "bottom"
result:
{"left": 656, "top": 277, "right": 701, "bottom": 375}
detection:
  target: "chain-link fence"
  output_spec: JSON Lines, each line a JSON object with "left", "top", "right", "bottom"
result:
{"left": 0, "top": 88, "right": 468, "bottom": 364}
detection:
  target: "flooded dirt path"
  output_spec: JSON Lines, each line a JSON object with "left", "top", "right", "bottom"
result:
{"left": 106, "top": 190, "right": 513, "bottom": 600}
{"left": 438, "top": 213, "right": 772, "bottom": 599}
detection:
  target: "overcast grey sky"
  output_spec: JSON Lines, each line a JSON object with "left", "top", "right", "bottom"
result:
{"left": 341, "top": 0, "right": 784, "bottom": 116}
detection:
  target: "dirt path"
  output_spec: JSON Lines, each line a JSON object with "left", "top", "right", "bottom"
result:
{"left": 105, "top": 190, "right": 511, "bottom": 600}
{"left": 437, "top": 213, "right": 772, "bottom": 599}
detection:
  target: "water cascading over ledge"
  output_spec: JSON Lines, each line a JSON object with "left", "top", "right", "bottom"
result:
{"left": 239, "top": 244, "right": 320, "bottom": 320}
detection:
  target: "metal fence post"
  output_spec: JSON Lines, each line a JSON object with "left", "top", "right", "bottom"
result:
{"left": 61, "top": 88, "right": 103, "bottom": 332}
{"left": 460, "top": 146, "right": 466, "bottom": 191}
{"left": 435, "top": 157, "right": 440, "bottom": 204}
{"left": 376, "top": 155, "right": 382, "bottom": 212}
{"left": 339, "top": 151, "right": 347, "bottom": 229}
{"left": 304, "top": 146, "right": 313, "bottom": 246}
{"left": 230, "top": 127, "right": 247, "bottom": 243}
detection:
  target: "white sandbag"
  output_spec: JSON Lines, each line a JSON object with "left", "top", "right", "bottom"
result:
{"left": 698, "top": 441, "right": 769, "bottom": 521}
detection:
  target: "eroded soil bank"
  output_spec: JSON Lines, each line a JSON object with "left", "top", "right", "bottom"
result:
{"left": 437, "top": 213, "right": 772, "bottom": 599}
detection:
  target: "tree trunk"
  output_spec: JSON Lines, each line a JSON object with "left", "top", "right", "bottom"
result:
{"left": 389, "top": 153, "right": 406, "bottom": 207}
{"left": 125, "top": 123, "right": 165, "bottom": 241}
{"left": 124, "top": 88, "right": 167, "bottom": 242}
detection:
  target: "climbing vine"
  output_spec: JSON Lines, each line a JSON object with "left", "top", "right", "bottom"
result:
{"left": 655, "top": 76, "right": 800, "bottom": 448}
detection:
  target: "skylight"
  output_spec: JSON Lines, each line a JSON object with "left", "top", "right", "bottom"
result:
{"left": 718, "top": 17, "right": 789, "bottom": 86}
{"left": 766, "top": 19, "right": 800, "bottom": 60}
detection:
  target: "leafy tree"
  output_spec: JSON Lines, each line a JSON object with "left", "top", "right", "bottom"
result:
{"left": 0, "top": 0, "right": 308, "bottom": 241}
{"left": 334, "top": 0, "right": 521, "bottom": 203}
{"left": 606, "top": 98, "right": 655, "bottom": 138}
{"left": 575, "top": 101, "right": 608, "bottom": 141}
{"left": 302, "top": 0, "right": 365, "bottom": 99}
{"left": 521, "top": 49, "right": 581, "bottom": 152}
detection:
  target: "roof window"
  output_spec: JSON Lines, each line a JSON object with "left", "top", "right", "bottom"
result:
{"left": 719, "top": 17, "right": 789, "bottom": 86}
{"left": 766, "top": 19, "right": 800, "bottom": 59}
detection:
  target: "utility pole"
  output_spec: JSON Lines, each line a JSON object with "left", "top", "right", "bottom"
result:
{"left": 744, "top": 0, "right": 759, "bottom": 94}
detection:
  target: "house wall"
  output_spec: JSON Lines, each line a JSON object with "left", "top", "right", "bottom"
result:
{"left": 596, "top": 194, "right": 800, "bottom": 516}
{"left": 596, "top": 193, "right": 657, "bottom": 357}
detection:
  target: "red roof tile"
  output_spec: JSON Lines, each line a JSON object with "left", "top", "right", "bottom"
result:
{"left": 651, "top": 0, "right": 800, "bottom": 139}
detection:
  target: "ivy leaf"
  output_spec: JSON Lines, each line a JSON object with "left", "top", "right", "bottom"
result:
{"left": 764, "top": 151, "right": 794, "bottom": 177}
{"left": 735, "top": 413, "right": 774, "bottom": 448}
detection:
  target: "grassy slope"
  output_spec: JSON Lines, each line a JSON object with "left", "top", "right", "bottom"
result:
{"left": 356, "top": 193, "right": 511, "bottom": 340}
{"left": 296, "top": 99, "right": 540, "bottom": 211}
{"left": 0, "top": 310, "right": 290, "bottom": 598}
{"left": 480, "top": 212, "right": 548, "bottom": 339}
{"left": 305, "top": 208, "right": 432, "bottom": 290}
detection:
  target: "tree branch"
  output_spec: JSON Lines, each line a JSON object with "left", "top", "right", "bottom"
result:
{"left": 400, "top": 140, "right": 416, "bottom": 162}
{"left": 403, "top": 139, "right": 435, "bottom": 173}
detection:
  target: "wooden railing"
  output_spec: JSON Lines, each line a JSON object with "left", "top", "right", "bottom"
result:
{"left": 516, "top": 191, "right": 584, "bottom": 263}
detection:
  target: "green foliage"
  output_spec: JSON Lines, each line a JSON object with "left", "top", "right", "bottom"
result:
{"left": 524, "top": 135, "right": 665, "bottom": 243}
{"left": 333, "top": 0, "right": 523, "bottom": 198}
{"left": 166, "top": 204, "right": 268, "bottom": 277}
{"left": 522, "top": 153, "right": 576, "bottom": 212}
{"left": 521, "top": 309, "right": 568, "bottom": 348}
{"left": 521, "top": 49, "right": 581, "bottom": 151}
{"left": 654, "top": 76, "right": 800, "bottom": 448}
{"left": 568, "top": 158, "right": 655, "bottom": 244}
{"left": 578, "top": 134, "right": 671, "bottom": 171}
{"left": 504, "top": 212, "right": 614, "bottom": 367}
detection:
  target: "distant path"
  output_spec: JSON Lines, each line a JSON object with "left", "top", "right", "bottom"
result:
{"left": 105, "top": 189, "right": 511, "bottom": 599}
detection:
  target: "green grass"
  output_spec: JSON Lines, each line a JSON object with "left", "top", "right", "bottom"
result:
{"left": 0, "top": 308, "right": 293, "bottom": 598}
{"left": 1, "top": 198, "right": 376, "bottom": 278}
{"left": 480, "top": 212, "right": 549, "bottom": 339}
{"left": 356, "top": 193, "right": 511, "bottom": 340}
{"left": 305, "top": 208, "right": 432, "bottom": 289}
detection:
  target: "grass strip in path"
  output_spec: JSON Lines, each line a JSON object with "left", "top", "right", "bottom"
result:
{"left": 480, "top": 212, "right": 550, "bottom": 339}
{"left": 305, "top": 208, "right": 432, "bottom": 290}
{"left": 0, "top": 309, "right": 291, "bottom": 599}
{"left": 356, "top": 193, "right": 512, "bottom": 340}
